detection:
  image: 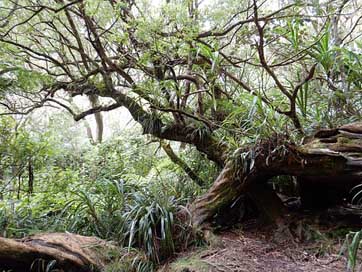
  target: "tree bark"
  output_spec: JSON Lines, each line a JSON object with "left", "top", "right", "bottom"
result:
{"left": 191, "top": 122, "right": 362, "bottom": 227}
{"left": 89, "top": 95, "right": 103, "bottom": 144}
{"left": 0, "top": 233, "right": 117, "bottom": 272}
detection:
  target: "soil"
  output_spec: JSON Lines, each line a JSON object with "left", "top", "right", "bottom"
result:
{"left": 198, "top": 232, "right": 344, "bottom": 271}
{"left": 160, "top": 218, "right": 354, "bottom": 272}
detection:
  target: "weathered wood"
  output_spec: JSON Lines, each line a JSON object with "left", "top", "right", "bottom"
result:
{"left": 0, "top": 233, "right": 117, "bottom": 272}
{"left": 191, "top": 122, "right": 362, "bottom": 227}
{"left": 190, "top": 161, "right": 246, "bottom": 227}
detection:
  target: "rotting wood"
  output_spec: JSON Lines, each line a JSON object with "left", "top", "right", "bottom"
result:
{"left": 0, "top": 232, "right": 117, "bottom": 272}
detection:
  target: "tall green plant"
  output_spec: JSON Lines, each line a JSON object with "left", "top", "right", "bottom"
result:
{"left": 341, "top": 230, "right": 362, "bottom": 272}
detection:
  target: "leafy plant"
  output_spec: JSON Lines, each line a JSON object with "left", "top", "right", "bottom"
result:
{"left": 341, "top": 230, "right": 362, "bottom": 272}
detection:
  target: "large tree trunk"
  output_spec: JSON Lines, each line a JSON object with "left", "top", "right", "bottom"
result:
{"left": 191, "top": 122, "right": 362, "bottom": 227}
{"left": 0, "top": 233, "right": 117, "bottom": 272}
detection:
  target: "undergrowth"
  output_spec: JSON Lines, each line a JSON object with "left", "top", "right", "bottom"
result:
{"left": 0, "top": 134, "right": 212, "bottom": 271}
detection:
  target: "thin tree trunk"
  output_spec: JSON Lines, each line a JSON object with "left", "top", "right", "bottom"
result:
{"left": 89, "top": 95, "right": 104, "bottom": 144}
{"left": 161, "top": 141, "right": 205, "bottom": 186}
{"left": 83, "top": 118, "right": 96, "bottom": 145}
{"left": 28, "top": 158, "right": 34, "bottom": 195}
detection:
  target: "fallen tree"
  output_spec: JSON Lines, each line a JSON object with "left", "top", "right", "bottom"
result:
{"left": 0, "top": 233, "right": 118, "bottom": 271}
{"left": 191, "top": 122, "right": 362, "bottom": 227}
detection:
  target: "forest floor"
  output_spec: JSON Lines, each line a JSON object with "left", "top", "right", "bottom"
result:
{"left": 160, "top": 212, "right": 360, "bottom": 272}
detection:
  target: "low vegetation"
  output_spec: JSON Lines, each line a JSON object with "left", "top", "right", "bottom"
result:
{"left": 0, "top": 117, "right": 216, "bottom": 271}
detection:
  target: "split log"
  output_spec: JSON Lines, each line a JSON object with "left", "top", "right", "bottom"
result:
{"left": 191, "top": 122, "right": 362, "bottom": 227}
{"left": 0, "top": 233, "right": 117, "bottom": 272}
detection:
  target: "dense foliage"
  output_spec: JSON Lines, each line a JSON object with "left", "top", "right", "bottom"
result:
{"left": 0, "top": 116, "right": 216, "bottom": 267}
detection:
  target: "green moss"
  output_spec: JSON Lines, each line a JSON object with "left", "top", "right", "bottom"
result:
{"left": 166, "top": 253, "right": 213, "bottom": 272}
{"left": 102, "top": 247, "right": 153, "bottom": 272}
{"left": 337, "top": 136, "right": 353, "bottom": 144}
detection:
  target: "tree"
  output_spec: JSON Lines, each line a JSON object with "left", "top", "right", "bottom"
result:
{"left": 0, "top": 0, "right": 362, "bottom": 227}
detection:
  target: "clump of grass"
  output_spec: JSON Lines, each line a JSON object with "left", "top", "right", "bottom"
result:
{"left": 103, "top": 248, "right": 154, "bottom": 272}
{"left": 60, "top": 178, "right": 196, "bottom": 264}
